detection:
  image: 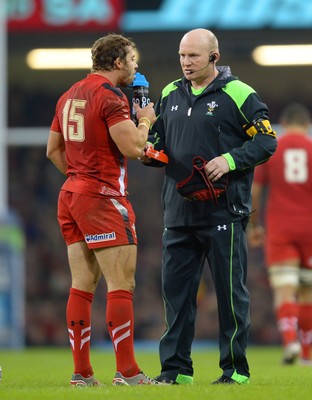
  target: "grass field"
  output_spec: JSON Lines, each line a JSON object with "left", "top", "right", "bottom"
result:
{"left": 0, "top": 345, "right": 311, "bottom": 400}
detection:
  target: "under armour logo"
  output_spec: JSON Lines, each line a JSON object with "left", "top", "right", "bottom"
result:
{"left": 171, "top": 105, "right": 178, "bottom": 111}
{"left": 70, "top": 320, "right": 85, "bottom": 326}
{"left": 217, "top": 225, "right": 227, "bottom": 231}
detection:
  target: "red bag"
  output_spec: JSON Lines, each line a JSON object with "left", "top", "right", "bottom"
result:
{"left": 176, "top": 156, "right": 227, "bottom": 204}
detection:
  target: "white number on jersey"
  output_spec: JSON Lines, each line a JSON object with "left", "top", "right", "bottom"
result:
{"left": 62, "top": 99, "right": 87, "bottom": 142}
{"left": 284, "top": 149, "right": 308, "bottom": 183}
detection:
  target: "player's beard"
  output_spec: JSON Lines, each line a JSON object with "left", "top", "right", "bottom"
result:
{"left": 119, "top": 66, "right": 135, "bottom": 87}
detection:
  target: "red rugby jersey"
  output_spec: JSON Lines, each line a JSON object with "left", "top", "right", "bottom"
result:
{"left": 50, "top": 74, "right": 131, "bottom": 197}
{"left": 254, "top": 132, "right": 312, "bottom": 220}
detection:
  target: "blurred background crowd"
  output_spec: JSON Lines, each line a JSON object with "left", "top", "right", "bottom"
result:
{"left": 3, "top": 0, "right": 312, "bottom": 347}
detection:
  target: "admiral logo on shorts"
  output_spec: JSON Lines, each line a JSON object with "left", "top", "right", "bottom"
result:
{"left": 85, "top": 232, "right": 116, "bottom": 243}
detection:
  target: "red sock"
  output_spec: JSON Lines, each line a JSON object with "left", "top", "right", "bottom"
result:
{"left": 276, "top": 302, "right": 299, "bottom": 346}
{"left": 106, "top": 290, "right": 140, "bottom": 377}
{"left": 66, "top": 287, "right": 94, "bottom": 377}
{"left": 298, "top": 304, "right": 312, "bottom": 360}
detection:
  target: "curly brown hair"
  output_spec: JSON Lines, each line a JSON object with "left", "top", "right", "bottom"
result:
{"left": 91, "top": 33, "right": 136, "bottom": 72}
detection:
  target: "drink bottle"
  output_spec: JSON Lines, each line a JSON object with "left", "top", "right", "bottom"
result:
{"left": 131, "top": 72, "right": 169, "bottom": 164}
{"left": 132, "top": 72, "right": 150, "bottom": 123}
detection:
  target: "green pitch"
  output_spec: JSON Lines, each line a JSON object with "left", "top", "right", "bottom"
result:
{"left": 0, "top": 346, "right": 311, "bottom": 400}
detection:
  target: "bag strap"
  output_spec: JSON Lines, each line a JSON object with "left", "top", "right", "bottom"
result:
{"left": 192, "top": 157, "right": 218, "bottom": 205}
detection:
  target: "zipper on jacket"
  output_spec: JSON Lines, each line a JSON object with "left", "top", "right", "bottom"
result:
{"left": 187, "top": 107, "right": 192, "bottom": 116}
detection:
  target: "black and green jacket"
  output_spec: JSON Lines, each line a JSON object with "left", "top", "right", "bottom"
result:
{"left": 149, "top": 66, "right": 277, "bottom": 227}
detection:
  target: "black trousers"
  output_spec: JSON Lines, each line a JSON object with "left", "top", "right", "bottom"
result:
{"left": 159, "top": 221, "right": 250, "bottom": 380}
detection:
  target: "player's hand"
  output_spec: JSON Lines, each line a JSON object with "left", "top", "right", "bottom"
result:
{"left": 134, "top": 103, "right": 156, "bottom": 125}
{"left": 138, "top": 144, "right": 153, "bottom": 163}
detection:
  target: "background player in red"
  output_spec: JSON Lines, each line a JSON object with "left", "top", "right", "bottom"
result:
{"left": 248, "top": 103, "right": 312, "bottom": 365}
{"left": 46, "top": 33, "right": 158, "bottom": 386}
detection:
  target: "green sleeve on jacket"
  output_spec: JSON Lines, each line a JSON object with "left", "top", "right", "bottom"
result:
{"left": 222, "top": 153, "right": 236, "bottom": 171}
{"left": 222, "top": 80, "right": 256, "bottom": 121}
{"left": 161, "top": 80, "right": 180, "bottom": 99}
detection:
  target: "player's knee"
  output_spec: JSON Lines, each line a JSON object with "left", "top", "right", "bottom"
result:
{"left": 268, "top": 265, "right": 299, "bottom": 288}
